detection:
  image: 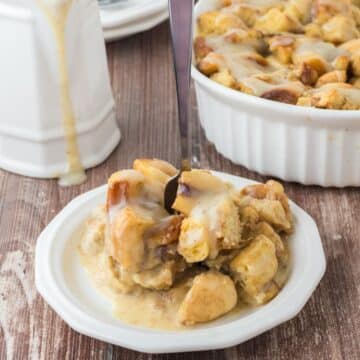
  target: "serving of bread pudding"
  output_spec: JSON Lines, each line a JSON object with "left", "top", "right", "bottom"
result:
{"left": 194, "top": 0, "right": 360, "bottom": 109}
{"left": 78, "top": 159, "right": 293, "bottom": 329}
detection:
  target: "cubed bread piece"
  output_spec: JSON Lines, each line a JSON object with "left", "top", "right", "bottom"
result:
{"left": 240, "top": 206, "right": 260, "bottom": 228}
{"left": 316, "top": 70, "right": 347, "bottom": 87}
{"left": 109, "top": 208, "right": 182, "bottom": 273}
{"left": 180, "top": 169, "right": 229, "bottom": 193}
{"left": 297, "top": 95, "right": 313, "bottom": 106}
{"left": 108, "top": 206, "right": 154, "bottom": 272}
{"left": 322, "top": 15, "right": 359, "bottom": 44}
{"left": 268, "top": 35, "right": 295, "bottom": 64}
{"left": 340, "top": 39, "right": 360, "bottom": 76}
{"left": 107, "top": 161, "right": 175, "bottom": 211}
{"left": 241, "top": 281, "right": 280, "bottom": 305}
{"left": 132, "top": 261, "right": 177, "bottom": 290}
{"left": 197, "top": 11, "right": 244, "bottom": 36}
{"left": 292, "top": 53, "right": 329, "bottom": 77}
{"left": 350, "top": 54, "right": 360, "bottom": 77}
{"left": 133, "top": 159, "right": 177, "bottom": 202}
{"left": 216, "top": 196, "right": 242, "bottom": 249}
{"left": 210, "top": 69, "right": 237, "bottom": 88}
{"left": 340, "top": 39, "right": 360, "bottom": 54}
{"left": 144, "top": 215, "right": 183, "bottom": 248}
{"left": 254, "top": 8, "right": 303, "bottom": 34}
{"left": 177, "top": 196, "right": 242, "bottom": 261}
{"left": 297, "top": 62, "right": 319, "bottom": 85}
{"left": 261, "top": 87, "right": 299, "bottom": 105}
{"left": 198, "top": 52, "right": 224, "bottom": 76}
{"left": 227, "top": 3, "right": 263, "bottom": 26}
{"left": 239, "top": 205, "right": 260, "bottom": 241}
{"left": 311, "top": 83, "right": 360, "bottom": 109}
{"left": 230, "top": 235, "right": 279, "bottom": 305}
{"left": 332, "top": 55, "right": 350, "bottom": 71}
{"left": 107, "top": 170, "right": 145, "bottom": 211}
{"left": 224, "top": 28, "right": 263, "bottom": 45}
{"left": 106, "top": 161, "right": 184, "bottom": 274}
{"left": 249, "top": 199, "right": 292, "bottom": 232}
{"left": 239, "top": 180, "right": 293, "bottom": 232}
{"left": 214, "top": 12, "right": 246, "bottom": 34}
{"left": 172, "top": 170, "right": 228, "bottom": 215}
{"left": 193, "top": 36, "right": 213, "bottom": 61}
{"left": 253, "top": 222, "right": 289, "bottom": 265}
{"left": 177, "top": 271, "right": 237, "bottom": 325}
{"left": 310, "top": 83, "right": 352, "bottom": 109}
{"left": 312, "top": 88, "right": 346, "bottom": 108}
{"left": 250, "top": 180, "right": 291, "bottom": 216}
{"left": 311, "top": 0, "right": 351, "bottom": 24}
{"left": 285, "top": 0, "right": 312, "bottom": 23}
{"left": 178, "top": 218, "right": 211, "bottom": 263}
{"left": 133, "top": 158, "right": 176, "bottom": 179}
{"left": 304, "top": 23, "right": 323, "bottom": 37}
{"left": 292, "top": 37, "right": 343, "bottom": 75}
{"left": 197, "top": 11, "right": 219, "bottom": 35}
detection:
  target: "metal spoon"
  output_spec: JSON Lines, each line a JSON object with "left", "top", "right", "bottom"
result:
{"left": 164, "top": 0, "right": 194, "bottom": 213}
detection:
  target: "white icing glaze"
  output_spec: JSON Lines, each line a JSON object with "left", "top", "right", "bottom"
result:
{"left": 294, "top": 37, "right": 348, "bottom": 63}
{"left": 197, "top": 0, "right": 360, "bottom": 108}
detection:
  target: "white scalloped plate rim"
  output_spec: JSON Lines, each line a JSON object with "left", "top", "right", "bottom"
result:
{"left": 35, "top": 172, "right": 326, "bottom": 353}
{"left": 103, "top": 9, "right": 168, "bottom": 42}
{"left": 99, "top": 0, "right": 167, "bottom": 29}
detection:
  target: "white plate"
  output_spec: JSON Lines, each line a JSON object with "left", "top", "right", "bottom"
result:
{"left": 100, "top": 0, "right": 167, "bottom": 29}
{"left": 35, "top": 172, "right": 326, "bottom": 353}
{"left": 99, "top": 0, "right": 168, "bottom": 41}
{"left": 103, "top": 9, "right": 168, "bottom": 42}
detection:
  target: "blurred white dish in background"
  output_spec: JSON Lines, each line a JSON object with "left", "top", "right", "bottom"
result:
{"left": 98, "top": 0, "right": 168, "bottom": 41}
{"left": 35, "top": 172, "right": 326, "bottom": 353}
{"left": 0, "top": 0, "right": 120, "bottom": 181}
{"left": 103, "top": 9, "right": 168, "bottom": 42}
{"left": 192, "top": 0, "right": 360, "bottom": 187}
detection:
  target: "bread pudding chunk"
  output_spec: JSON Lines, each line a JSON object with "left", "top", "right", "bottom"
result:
{"left": 230, "top": 235, "right": 279, "bottom": 305}
{"left": 79, "top": 159, "right": 293, "bottom": 329}
{"left": 178, "top": 271, "right": 237, "bottom": 325}
{"left": 105, "top": 161, "right": 184, "bottom": 289}
{"left": 173, "top": 170, "right": 244, "bottom": 262}
{"left": 195, "top": 0, "right": 360, "bottom": 109}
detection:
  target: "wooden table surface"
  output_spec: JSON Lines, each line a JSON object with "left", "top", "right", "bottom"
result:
{"left": 0, "top": 21, "right": 359, "bottom": 360}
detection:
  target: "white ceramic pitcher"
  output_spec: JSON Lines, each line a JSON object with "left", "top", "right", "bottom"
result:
{"left": 0, "top": 0, "right": 121, "bottom": 185}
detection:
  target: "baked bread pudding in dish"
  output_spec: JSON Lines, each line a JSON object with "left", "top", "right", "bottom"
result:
{"left": 194, "top": 0, "right": 360, "bottom": 109}
{"left": 79, "top": 159, "right": 293, "bottom": 329}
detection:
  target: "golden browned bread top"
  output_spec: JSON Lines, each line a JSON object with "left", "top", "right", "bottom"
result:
{"left": 194, "top": 0, "right": 360, "bottom": 109}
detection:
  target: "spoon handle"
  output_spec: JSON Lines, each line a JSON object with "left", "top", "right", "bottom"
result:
{"left": 168, "top": 0, "right": 194, "bottom": 171}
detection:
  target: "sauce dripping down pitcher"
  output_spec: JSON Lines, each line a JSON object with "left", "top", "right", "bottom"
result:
{"left": 0, "top": 0, "right": 120, "bottom": 185}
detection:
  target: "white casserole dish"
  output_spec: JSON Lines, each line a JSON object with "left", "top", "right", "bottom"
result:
{"left": 35, "top": 171, "right": 326, "bottom": 353}
{"left": 192, "top": 0, "right": 360, "bottom": 187}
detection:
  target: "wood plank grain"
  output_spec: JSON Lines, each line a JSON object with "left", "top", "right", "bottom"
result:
{"left": 0, "top": 21, "right": 359, "bottom": 359}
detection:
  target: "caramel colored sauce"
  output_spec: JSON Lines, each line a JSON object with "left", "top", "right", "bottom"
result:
{"left": 79, "top": 248, "right": 251, "bottom": 331}
{"left": 38, "top": 0, "right": 87, "bottom": 186}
